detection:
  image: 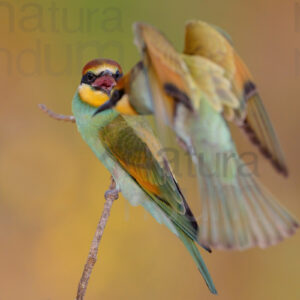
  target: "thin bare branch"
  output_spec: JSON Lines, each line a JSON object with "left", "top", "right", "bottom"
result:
{"left": 39, "top": 103, "right": 118, "bottom": 299}
{"left": 76, "top": 177, "right": 119, "bottom": 300}
{"left": 38, "top": 104, "right": 76, "bottom": 123}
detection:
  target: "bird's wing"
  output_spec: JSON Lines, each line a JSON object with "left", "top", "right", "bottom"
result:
{"left": 98, "top": 114, "right": 200, "bottom": 242}
{"left": 184, "top": 20, "right": 288, "bottom": 176}
{"left": 133, "top": 22, "right": 198, "bottom": 127}
{"left": 182, "top": 54, "right": 239, "bottom": 113}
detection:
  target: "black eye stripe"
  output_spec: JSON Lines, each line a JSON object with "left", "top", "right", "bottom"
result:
{"left": 81, "top": 72, "right": 97, "bottom": 84}
{"left": 80, "top": 70, "right": 123, "bottom": 84}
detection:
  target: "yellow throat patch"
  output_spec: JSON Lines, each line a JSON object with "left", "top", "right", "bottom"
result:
{"left": 78, "top": 84, "right": 109, "bottom": 107}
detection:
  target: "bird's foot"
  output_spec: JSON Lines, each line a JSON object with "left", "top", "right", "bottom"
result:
{"left": 105, "top": 188, "right": 119, "bottom": 201}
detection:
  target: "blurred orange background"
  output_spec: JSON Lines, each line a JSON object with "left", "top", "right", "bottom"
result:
{"left": 1, "top": 0, "right": 300, "bottom": 299}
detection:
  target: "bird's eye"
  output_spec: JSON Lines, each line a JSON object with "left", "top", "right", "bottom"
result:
{"left": 86, "top": 72, "right": 96, "bottom": 83}
{"left": 114, "top": 70, "right": 122, "bottom": 80}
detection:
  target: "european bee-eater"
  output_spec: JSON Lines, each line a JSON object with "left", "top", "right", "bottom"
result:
{"left": 72, "top": 58, "right": 217, "bottom": 294}
{"left": 95, "top": 22, "right": 299, "bottom": 250}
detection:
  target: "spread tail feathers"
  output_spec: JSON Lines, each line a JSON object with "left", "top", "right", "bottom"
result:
{"left": 195, "top": 156, "right": 299, "bottom": 250}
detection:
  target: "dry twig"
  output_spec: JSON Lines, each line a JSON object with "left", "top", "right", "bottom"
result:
{"left": 39, "top": 104, "right": 119, "bottom": 300}
{"left": 38, "top": 104, "right": 76, "bottom": 122}
{"left": 76, "top": 177, "right": 119, "bottom": 300}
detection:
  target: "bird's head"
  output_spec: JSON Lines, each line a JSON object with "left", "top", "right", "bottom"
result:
{"left": 78, "top": 58, "right": 123, "bottom": 107}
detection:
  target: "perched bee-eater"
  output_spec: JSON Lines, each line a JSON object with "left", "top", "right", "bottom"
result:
{"left": 95, "top": 22, "right": 299, "bottom": 250}
{"left": 72, "top": 58, "right": 217, "bottom": 294}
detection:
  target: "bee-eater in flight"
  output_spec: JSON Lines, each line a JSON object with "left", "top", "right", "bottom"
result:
{"left": 95, "top": 21, "right": 299, "bottom": 250}
{"left": 72, "top": 58, "right": 217, "bottom": 294}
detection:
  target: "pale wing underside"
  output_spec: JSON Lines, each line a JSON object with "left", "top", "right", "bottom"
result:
{"left": 184, "top": 19, "right": 288, "bottom": 176}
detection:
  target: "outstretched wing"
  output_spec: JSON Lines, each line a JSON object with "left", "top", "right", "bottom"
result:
{"left": 133, "top": 22, "right": 198, "bottom": 128}
{"left": 184, "top": 20, "right": 288, "bottom": 176}
{"left": 182, "top": 54, "right": 239, "bottom": 113}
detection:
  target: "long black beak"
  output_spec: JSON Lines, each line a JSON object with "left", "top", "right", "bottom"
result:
{"left": 93, "top": 99, "right": 114, "bottom": 116}
{"left": 93, "top": 89, "right": 124, "bottom": 116}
